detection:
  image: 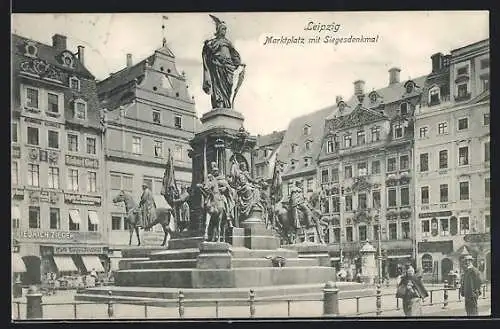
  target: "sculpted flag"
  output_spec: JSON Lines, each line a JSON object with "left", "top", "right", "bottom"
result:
{"left": 270, "top": 160, "right": 283, "bottom": 204}
{"left": 161, "top": 149, "right": 178, "bottom": 207}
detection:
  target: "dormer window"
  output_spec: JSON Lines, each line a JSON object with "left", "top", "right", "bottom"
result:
{"left": 305, "top": 140, "right": 312, "bottom": 151}
{"left": 400, "top": 102, "right": 408, "bottom": 116}
{"left": 369, "top": 92, "right": 377, "bottom": 103}
{"left": 457, "top": 84, "right": 469, "bottom": 99}
{"left": 74, "top": 100, "right": 87, "bottom": 120}
{"left": 69, "top": 77, "right": 80, "bottom": 91}
{"left": 393, "top": 123, "right": 404, "bottom": 139}
{"left": 61, "top": 51, "right": 75, "bottom": 68}
{"left": 338, "top": 101, "right": 346, "bottom": 113}
{"left": 291, "top": 144, "right": 297, "bottom": 153}
{"left": 405, "top": 82, "right": 414, "bottom": 94}
{"left": 263, "top": 149, "right": 269, "bottom": 158}
{"left": 429, "top": 86, "right": 440, "bottom": 106}
{"left": 303, "top": 125, "right": 311, "bottom": 136}
{"left": 327, "top": 140, "right": 334, "bottom": 153}
{"left": 24, "top": 42, "right": 38, "bottom": 58}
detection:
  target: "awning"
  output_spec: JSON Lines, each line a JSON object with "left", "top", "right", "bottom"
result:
{"left": 330, "top": 257, "right": 341, "bottom": 261}
{"left": 12, "top": 254, "right": 26, "bottom": 273}
{"left": 153, "top": 195, "right": 172, "bottom": 210}
{"left": 387, "top": 254, "right": 412, "bottom": 259}
{"left": 81, "top": 255, "right": 105, "bottom": 272}
{"left": 53, "top": 256, "right": 78, "bottom": 273}
{"left": 88, "top": 211, "right": 99, "bottom": 225}
{"left": 69, "top": 210, "right": 81, "bottom": 224}
{"left": 12, "top": 206, "right": 21, "bottom": 219}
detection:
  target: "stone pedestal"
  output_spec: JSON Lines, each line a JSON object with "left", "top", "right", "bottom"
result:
{"left": 359, "top": 241, "right": 377, "bottom": 284}
{"left": 285, "top": 242, "right": 331, "bottom": 267}
{"left": 200, "top": 109, "right": 245, "bottom": 131}
{"left": 196, "top": 242, "right": 232, "bottom": 269}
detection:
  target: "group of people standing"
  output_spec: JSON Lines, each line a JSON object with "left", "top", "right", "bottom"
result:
{"left": 395, "top": 255, "right": 483, "bottom": 317}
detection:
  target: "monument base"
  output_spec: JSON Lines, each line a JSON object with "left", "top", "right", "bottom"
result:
{"left": 283, "top": 242, "right": 331, "bottom": 267}
{"left": 200, "top": 108, "right": 245, "bottom": 131}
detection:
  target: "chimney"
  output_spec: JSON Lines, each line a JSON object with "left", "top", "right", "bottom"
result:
{"left": 336, "top": 95, "right": 343, "bottom": 105}
{"left": 77, "top": 46, "right": 85, "bottom": 65}
{"left": 52, "top": 34, "right": 67, "bottom": 51}
{"left": 431, "top": 53, "right": 443, "bottom": 73}
{"left": 126, "top": 54, "right": 133, "bottom": 68}
{"left": 388, "top": 67, "right": 401, "bottom": 85}
{"left": 353, "top": 80, "right": 365, "bottom": 97}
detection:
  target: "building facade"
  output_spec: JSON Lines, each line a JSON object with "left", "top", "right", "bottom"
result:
{"left": 414, "top": 39, "right": 490, "bottom": 282}
{"left": 253, "top": 130, "right": 285, "bottom": 182}
{"left": 98, "top": 43, "right": 197, "bottom": 258}
{"left": 11, "top": 34, "right": 107, "bottom": 284}
{"left": 318, "top": 71, "right": 425, "bottom": 277}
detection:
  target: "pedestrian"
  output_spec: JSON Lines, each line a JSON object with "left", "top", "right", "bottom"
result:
{"left": 396, "top": 264, "right": 428, "bottom": 316}
{"left": 460, "top": 255, "right": 482, "bottom": 316}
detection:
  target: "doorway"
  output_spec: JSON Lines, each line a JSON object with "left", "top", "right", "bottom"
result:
{"left": 441, "top": 258, "right": 453, "bottom": 282}
{"left": 22, "top": 256, "right": 41, "bottom": 285}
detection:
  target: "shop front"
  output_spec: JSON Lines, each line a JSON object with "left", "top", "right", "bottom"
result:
{"left": 40, "top": 245, "right": 108, "bottom": 277}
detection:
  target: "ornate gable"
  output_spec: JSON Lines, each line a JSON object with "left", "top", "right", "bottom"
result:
{"left": 332, "top": 105, "right": 387, "bottom": 130}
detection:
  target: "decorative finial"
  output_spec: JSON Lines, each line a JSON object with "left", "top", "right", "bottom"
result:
{"left": 162, "top": 15, "right": 168, "bottom": 47}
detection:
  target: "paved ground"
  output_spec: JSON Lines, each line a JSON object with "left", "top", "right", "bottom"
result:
{"left": 12, "top": 286, "right": 491, "bottom": 320}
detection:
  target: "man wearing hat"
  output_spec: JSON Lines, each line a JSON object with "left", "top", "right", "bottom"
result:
{"left": 139, "top": 183, "right": 155, "bottom": 229}
{"left": 173, "top": 184, "right": 190, "bottom": 232}
{"left": 460, "top": 255, "right": 482, "bottom": 316}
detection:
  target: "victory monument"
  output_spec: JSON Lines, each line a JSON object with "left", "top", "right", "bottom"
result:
{"left": 76, "top": 15, "right": 369, "bottom": 306}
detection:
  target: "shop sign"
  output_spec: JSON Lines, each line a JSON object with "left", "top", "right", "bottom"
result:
{"left": 418, "top": 211, "right": 452, "bottom": 219}
{"left": 53, "top": 246, "right": 106, "bottom": 255}
{"left": 65, "top": 155, "right": 99, "bottom": 169}
{"left": 464, "top": 233, "right": 490, "bottom": 243}
{"left": 15, "top": 230, "right": 102, "bottom": 242}
{"left": 418, "top": 240, "right": 453, "bottom": 254}
{"left": 64, "top": 192, "right": 101, "bottom": 205}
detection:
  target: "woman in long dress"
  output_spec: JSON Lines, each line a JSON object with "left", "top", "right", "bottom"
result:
{"left": 396, "top": 264, "right": 429, "bottom": 316}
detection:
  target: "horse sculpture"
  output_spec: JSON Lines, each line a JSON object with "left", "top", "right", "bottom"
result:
{"left": 197, "top": 183, "right": 229, "bottom": 242}
{"left": 112, "top": 190, "right": 175, "bottom": 246}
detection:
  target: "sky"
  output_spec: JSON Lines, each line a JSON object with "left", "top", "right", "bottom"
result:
{"left": 12, "top": 12, "right": 489, "bottom": 135}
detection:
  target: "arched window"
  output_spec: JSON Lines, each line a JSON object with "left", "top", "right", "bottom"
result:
{"left": 422, "top": 254, "right": 433, "bottom": 274}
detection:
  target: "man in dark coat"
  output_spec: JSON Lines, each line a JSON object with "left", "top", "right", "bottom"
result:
{"left": 396, "top": 264, "right": 428, "bottom": 316}
{"left": 460, "top": 255, "right": 482, "bottom": 316}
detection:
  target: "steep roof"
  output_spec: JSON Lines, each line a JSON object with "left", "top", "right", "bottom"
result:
{"left": 257, "top": 130, "right": 286, "bottom": 148}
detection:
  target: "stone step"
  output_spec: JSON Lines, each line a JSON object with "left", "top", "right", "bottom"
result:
{"left": 121, "top": 247, "right": 168, "bottom": 258}
{"left": 230, "top": 247, "right": 299, "bottom": 259}
{"left": 130, "top": 259, "right": 198, "bottom": 269}
{"left": 149, "top": 248, "right": 200, "bottom": 260}
{"left": 168, "top": 237, "right": 205, "bottom": 250}
{"left": 118, "top": 258, "right": 150, "bottom": 270}
{"left": 231, "top": 258, "right": 319, "bottom": 268}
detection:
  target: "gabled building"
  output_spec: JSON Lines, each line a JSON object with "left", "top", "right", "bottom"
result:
{"left": 253, "top": 130, "right": 285, "bottom": 182}
{"left": 317, "top": 71, "right": 425, "bottom": 277}
{"left": 98, "top": 41, "right": 197, "bottom": 256}
{"left": 414, "top": 39, "right": 490, "bottom": 282}
{"left": 11, "top": 33, "right": 107, "bottom": 284}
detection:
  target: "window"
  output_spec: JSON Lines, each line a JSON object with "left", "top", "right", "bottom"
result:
{"left": 12, "top": 122, "right": 18, "bottom": 143}
{"left": 70, "top": 77, "right": 80, "bottom": 91}
{"left": 457, "top": 84, "right": 468, "bottom": 98}
{"left": 429, "top": 88, "right": 440, "bottom": 105}
{"left": 484, "top": 113, "right": 490, "bottom": 126}
{"left": 26, "top": 88, "right": 39, "bottom": 108}
{"left": 400, "top": 186, "right": 409, "bottom": 206}
{"left": 358, "top": 193, "right": 367, "bottom": 210}
{"left": 357, "top": 131, "right": 366, "bottom": 145}
{"left": 333, "top": 228, "right": 341, "bottom": 243}
{"left": 371, "top": 126, "right": 380, "bottom": 142}
{"left": 27, "top": 127, "right": 39, "bottom": 145}
{"left": 345, "top": 195, "right": 353, "bottom": 211}
{"left": 69, "top": 210, "right": 80, "bottom": 231}
{"left": 306, "top": 178, "right": 313, "bottom": 192}
{"left": 480, "top": 76, "right": 488, "bottom": 90}
{"left": 400, "top": 155, "right": 409, "bottom": 171}
{"left": 422, "top": 254, "right": 433, "bottom": 274}
{"left": 68, "top": 169, "right": 79, "bottom": 191}
{"left": 86, "top": 137, "right": 96, "bottom": 155}
{"left": 88, "top": 171, "right": 97, "bottom": 192}
{"left": 327, "top": 140, "right": 334, "bottom": 153}
{"left": 290, "top": 160, "right": 296, "bottom": 170}
{"left": 440, "top": 184, "right": 448, "bottom": 203}
{"left": 305, "top": 141, "right": 311, "bottom": 150}
{"left": 153, "top": 110, "right": 161, "bottom": 123}
{"left": 112, "top": 216, "right": 122, "bottom": 230}
{"left": 388, "top": 188, "right": 397, "bottom": 207}
{"left": 419, "top": 126, "right": 428, "bottom": 138}
{"left": 321, "top": 169, "right": 329, "bottom": 183}
{"left": 484, "top": 142, "right": 490, "bottom": 162}
{"left": 393, "top": 123, "right": 403, "bottom": 139}
{"left": 47, "top": 93, "right": 59, "bottom": 113}
{"left": 48, "top": 167, "right": 59, "bottom": 189}
{"left": 421, "top": 186, "right": 429, "bottom": 204}
{"left": 174, "top": 115, "right": 182, "bottom": 129}
{"left": 344, "top": 165, "right": 352, "bottom": 179}
{"left": 459, "top": 181, "right": 469, "bottom": 200}
{"left": 400, "top": 102, "right": 408, "bottom": 115}
{"left": 303, "top": 125, "right": 310, "bottom": 135}
{"left": 458, "top": 118, "right": 468, "bottom": 131}
{"left": 11, "top": 162, "right": 18, "bottom": 185}
{"left": 485, "top": 178, "right": 490, "bottom": 198}
{"left": 372, "top": 190, "right": 381, "bottom": 209}
{"left": 344, "top": 135, "right": 352, "bottom": 148}
{"left": 29, "top": 206, "right": 40, "bottom": 229}
{"left": 480, "top": 58, "right": 490, "bottom": 69}
{"left": 50, "top": 208, "right": 60, "bottom": 230}
{"left": 438, "top": 122, "right": 448, "bottom": 135}
{"left": 389, "top": 223, "right": 397, "bottom": 240}
{"left": 460, "top": 217, "right": 470, "bottom": 235}
{"left": 420, "top": 153, "right": 429, "bottom": 172}
{"left": 132, "top": 137, "right": 142, "bottom": 154}
{"left": 402, "top": 222, "right": 410, "bottom": 239}
{"left": 373, "top": 225, "right": 379, "bottom": 240}
{"left": 440, "top": 218, "right": 449, "bottom": 236}
{"left": 359, "top": 226, "right": 367, "bottom": 241}
{"left": 88, "top": 211, "right": 98, "bottom": 232}
{"left": 357, "top": 162, "right": 367, "bottom": 176}
{"left": 422, "top": 220, "right": 430, "bottom": 237}
{"left": 74, "top": 101, "right": 86, "bottom": 120}
{"left": 331, "top": 168, "right": 339, "bottom": 182}
{"left": 346, "top": 227, "right": 353, "bottom": 242}
{"left": 450, "top": 217, "right": 458, "bottom": 236}
{"left": 387, "top": 158, "right": 397, "bottom": 172}
{"left": 457, "top": 66, "right": 468, "bottom": 75}
{"left": 154, "top": 140, "right": 163, "bottom": 158}
{"left": 332, "top": 196, "right": 340, "bottom": 213}
{"left": 438, "top": 150, "right": 448, "bottom": 169}
{"left": 28, "top": 164, "right": 39, "bottom": 187}
{"left": 458, "top": 147, "right": 469, "bottom": 166}
{"left": 174, "top": 144, "right": 183, "bottom": 161}
{"left": 68, "top": 134, "right": 78, "bottom": 152}
{"left": 48, "top": 131, "right": 59, "bottom": 149}
{"left": 485, "top": 215, "right": 490, "bottom": 233}
{"left": 291, "top": 144, "right": 297, "bottom": 153}
{"left": 304, "top": 158, "right": 310, "bottom": 167}
{"left": 372, "top": 160, "right": 380, "bottom": 174}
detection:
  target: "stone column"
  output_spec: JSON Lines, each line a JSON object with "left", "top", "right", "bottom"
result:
{"left": 359, "top": 241, "right": 377, "bottom": 284}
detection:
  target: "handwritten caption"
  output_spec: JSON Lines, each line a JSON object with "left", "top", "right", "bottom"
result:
{"left": 262, "top": 21, "right": 380, "bottom": 46}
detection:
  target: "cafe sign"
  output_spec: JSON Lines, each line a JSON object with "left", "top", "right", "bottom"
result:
{"left": 64, "top": 192, "right": 101, "bottom": 205}
{"left": 418, "top": 211, "right": 452, "bottom": 219}
{"left": 418, "top": 240, "right": 453, "bottom": 254}
{"left": 464, "top": 233, "right": 490, "bottom": 243}
{"left": 15, "top": 230, "right": 102, "bottom": 242}
{"left": 53, "top": 246, "right": 106, "bottom": 255}
{"left": 65, "top": 155, "right": 99, "bottom": 169}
